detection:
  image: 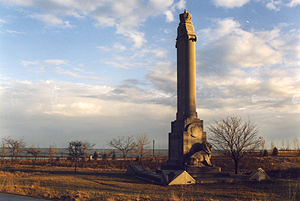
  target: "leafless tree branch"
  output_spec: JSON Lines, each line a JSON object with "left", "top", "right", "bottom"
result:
{"left": 135, "top": 133, "right": 151, "bottom": 160}
{"left": 208, "top": 115, "right": 261, "bottom": 174}
{"left": 107, "top": 136, "right": 136, "bottom": 159}
{"left": 2, "top": 136, "right": 26, "bottom": 164}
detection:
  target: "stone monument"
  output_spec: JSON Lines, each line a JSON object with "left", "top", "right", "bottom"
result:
{"left": 127, "top": 10, "right": 270, "bottom": 185}
{"left": 162, "top": 9, "right": 220, "bottom": 177}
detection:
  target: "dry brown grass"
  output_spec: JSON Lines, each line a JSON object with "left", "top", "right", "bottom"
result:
{"left": 0, "top": 153, "right": 299, "bottom": 201}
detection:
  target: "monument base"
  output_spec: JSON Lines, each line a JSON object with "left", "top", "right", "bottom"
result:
{"left": 161, "top": 164, "right": 221, "bottom": 178}
{"left": 186, "top": 166, "right": 221, "bottom": 178}
{"left": 127, "top": 164, "right": 270, "bottom": 185}
{"left": 161, "top": 164, "right": 184, "bottom": 170}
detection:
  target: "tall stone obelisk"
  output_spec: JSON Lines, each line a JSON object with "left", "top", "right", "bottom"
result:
{"left": 167, "top": 9, "right": 207, "bottom": 168}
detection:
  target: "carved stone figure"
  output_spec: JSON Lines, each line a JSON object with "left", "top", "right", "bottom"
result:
{"left": 183, "top": 141, "right": 213, "bottom": 167}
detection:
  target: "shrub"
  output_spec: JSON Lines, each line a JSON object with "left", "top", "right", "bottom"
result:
{"left": 102, "top": 153, "right": 107, "bottom": 160}
{"left": 93, "top": 151, "right": 98, "bottom": 160}
{"left": 112, "top": 151, "right": 117, "bottom": 160}
{"left": 135, "top": 155, "right": 140, "bottom": 162}
{"left": 272, "top": 147, "right": 279, "bottom": 156}
{"left": 263, "top": 149, "right": 268, "bottom": 157}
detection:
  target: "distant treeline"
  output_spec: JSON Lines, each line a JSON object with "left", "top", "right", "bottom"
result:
{"left": 0, "top": 148, "right": 168, "bottom": 158}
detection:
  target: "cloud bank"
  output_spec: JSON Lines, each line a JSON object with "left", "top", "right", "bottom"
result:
{"left": 1, "top": 0, "right": 186, "bottom": 48}
{"left": 0, "top": 0, "right": 299, "bottom": 149}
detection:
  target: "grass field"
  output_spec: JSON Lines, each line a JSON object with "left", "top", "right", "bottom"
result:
{"left": 0, "top": 154, "right": 299, "bottom": 201}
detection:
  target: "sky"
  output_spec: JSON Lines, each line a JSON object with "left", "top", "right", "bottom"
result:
{"left": 0, "top": 0, "right": 299, "bottom": 150}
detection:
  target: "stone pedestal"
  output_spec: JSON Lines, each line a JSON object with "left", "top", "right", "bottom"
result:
{"left": 186, "top": 166, "right": 221, "bottom": 178}
{"left": 167, "top": 117, "right": 206, "bottom": 167}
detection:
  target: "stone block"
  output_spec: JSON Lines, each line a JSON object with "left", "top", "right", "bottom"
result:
{"left": 186, "top": 166, "right": 221, "bottom": 178}
{"left": 161, "top": 170, "right": 195, "bottom": 185}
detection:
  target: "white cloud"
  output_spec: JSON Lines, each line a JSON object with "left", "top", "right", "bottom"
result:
{"left": 97, "top": 46, "right": 111, "bottom": 52}
{"left": 30, "top": 13, "right": 74, "bottom": 28}
{"left": 44, "top": 60, "right": 66, "bottom": 65}
{"left": 175, "top": 0, "right": 186, "bottom": 10}
{"left": 55, "top": 67, "right": 104, "bottom": 80}
{"left": 162, "top": 0, "right": 186, "bottom": 23}
{"left": 211, "top": 0, "right": 297, "bottom": 11}
{"left": 3, "top": 0, "right": 184, "bottom": 48}
{"left": 149, "top": 0, "right": 174, "bottom": 9}
{"left": 104, "top": 61, "right": 129, "bottom": 69}
{"left": 124, "top": 30, "right": 146, "bottom": 48}
{"left": 0, "top": 0, "right": 34, "bottom": 6}
{"left": 146, "top": 61, "right": 176, "bottom": 94}
{"left": 194, "top": 17, "right": 300, "bottom": 142}
{"left": 132, "top": 48, "right": 167, "bottom": 58}
{"left": 0, "top": 79, "right": 174, "bottom": 147}
{"left": 98, "top": 43, "right": 128, "bottom": 52}
{"left": 20, "top": 60, "right": 103, "bottom": 81}
{"left": 287, "top": 0, "right": 300, "bottom": 7}
{"left": 258, "top": 27, "right": 300, "bottom": 67}
{"left": 0, "top": 19, "right": 7, "bottom": 24}
{"left": 113, "top": 42, "right": 127, "bottom": 51}
{"left": 21, "top": 60, "right": 41, "bottom": 66}
{"left": 73, "top": 67, "right": 84, "bottom": 72}
{"left": 165, "top": 10, "right": 174, "bottom": 22}
{"left": 6, "top": 30, "right": 26, "bottom": 34}
{"left": 211, "top": 0, "right": 250, "bottom": 8}
{"left": 22, "top": 59, "right": 67, "bottom": 69}
{"left": 21, "top": 60, "right": 46, "bottom": 72}
{"left": 197, "top": 18, "right": 300, "bottom": 69}
{"left": 266, "top": 1, "right": 281, "bottom": 11}
{"left": 94, "top": 16, "right": 116, "bottom": 27}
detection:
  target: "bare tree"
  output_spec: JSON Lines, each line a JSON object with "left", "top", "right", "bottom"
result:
{"left": 107, "top": 136, "right": 136, "bottom": 159}
{"left": 281, "top": 139, "right": 285, "bottom": 150}
{"left": 1, "top": 143, "right": 7, "bottom": 159}
{"left": 259, "top": 136, "right": 265, "bottom": 155}
{"left": 293, "top": 138, "right": 299, "bottom": 150}
{"left": 260, "top": 137, "right": 265, "bottom": 150}
{"left": 135, "top": 134, "right": 151, "bottom": 161}
{"left": 270, "top": 140, "right": 275, "bottom": 151}
{"left": 48, "top": 143, "right": 58, "bottom": 165}
{"left": 286, "top": 139, "right": 290, "bottom": 150}
{"left": 100, "top": 148, "right": 113, "bottom": 160}
{"left": 58, "top": 149, "right": 65, "bottom": 158}
{"left": 68, "top": 141, "right": 95, "bottom": 172}
{"left": 27, "top": 144, "right": 42, "bottom": 167}
{"left": 208, "top": 115, "right": 261, "bottom": 174}
{"left": 2, "top": 136, "right": 26, "bottom": 164}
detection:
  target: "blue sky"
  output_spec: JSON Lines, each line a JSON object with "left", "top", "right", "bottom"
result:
{"left": 0, "top": 0, "right": 299, "bottom": 150}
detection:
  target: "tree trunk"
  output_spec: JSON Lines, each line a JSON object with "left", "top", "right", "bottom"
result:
{"left": 33, "top": 156, "right": 37, "bottom": 168}
{"left": 75, "top": 159, "right": 77, "bottom": 172}
{"left": 11, "top": 153, "right": 15, "bottom": 165}
{"left": 234, "top": 159, "right": 239, "bottom": 174}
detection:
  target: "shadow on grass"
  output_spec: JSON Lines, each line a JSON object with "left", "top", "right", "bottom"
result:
{"left": 0, "top": 164, "right": 148, "bottom": 185}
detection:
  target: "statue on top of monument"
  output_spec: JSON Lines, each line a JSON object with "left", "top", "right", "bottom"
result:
{"left": 180, "top": 9, "right": 192, "bottom": 22}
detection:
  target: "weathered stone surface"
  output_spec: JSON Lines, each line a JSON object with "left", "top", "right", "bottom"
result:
{"left": 167, "top": 9, "right": 211, "bottom": 170}
{"left": 127, "top": 164, "right": 162, "bottom": 184}
{"left": 186, "top": 166, "right": 221, "bottom": 178}
{"left": 247, "top": 168, "right": 271, "bottom": 181}
{"left": 176, "top": 9, "right": 197, "bottom": 121}
{"left": 161, "top": 170, "right": 195, "bottom": 185}
{"left": 161, "top": 10, "right": 222, "bottom": 185}
{"left": 183, "top": 141, "right": 214, "bottom": 167}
